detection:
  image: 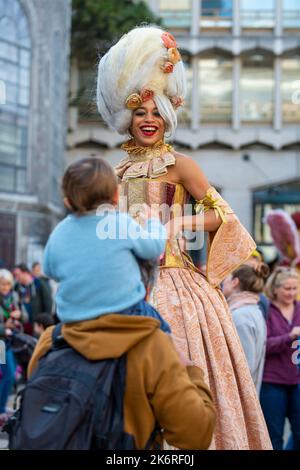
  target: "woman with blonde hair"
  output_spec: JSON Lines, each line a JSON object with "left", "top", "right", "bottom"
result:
{"left": 261, "top": 267, "right": 300, "bottom": 450}
{"left": 97, "top": 25, "right": 271, "bottom": 449}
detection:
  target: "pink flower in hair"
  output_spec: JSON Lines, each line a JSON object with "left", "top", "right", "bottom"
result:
{"left": 140, "top": 88, "right": 154, "bottom": 102}
{"left": 162, "top": 61, "right": 174, "bottom": 74}
{"left": 161, "top": 32, "right": 177, "bottom": 49}
{"left": 170, "top": 96, "right": 184, "bottom": 108}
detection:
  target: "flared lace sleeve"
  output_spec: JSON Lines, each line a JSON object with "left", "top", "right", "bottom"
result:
{"left": 195, "top": 187, "right": 256, "bottom": 287}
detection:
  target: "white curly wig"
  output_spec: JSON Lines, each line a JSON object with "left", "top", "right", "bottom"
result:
{"left": 97, "top": 25, "right": 186, "bottom": 139}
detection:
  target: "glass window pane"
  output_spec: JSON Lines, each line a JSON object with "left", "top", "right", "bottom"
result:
{"left": 0, "top": 149, "right": 16, "bottom": 165}
{"left": 282, "top": 57, "right": 300, "bottom": 123}
{"left": 0, "top": 122, "right": 17, "bottom": 145}
{"left": 19, "top": 86, "right": 29, "bottom": 106}
{"left": 283, "top": 0, "right": 300, "bottom": 28}
{"left": 0, "top": 42, "right": 17, "bottom": 62}
{"left": 159, "top": 0, "right": 189, "bottom": 8}
{"left": 0, "top": 0, "right": 30, "bottom": 47}
{"left": 17, "top": 125, "right": 27, "bottom": 147}
{"left": 158, "top": 0, "right": 191, "bottom": 29}
{"left": 0, "top": 165, "right": 15, "bottom": 191}
{"left": 0, "top": 140, "right": 17, "bottom": 154}
{"left": 0, "top": 17, "right": 17, "bottom": 43}
{"left": 254, "top": 204, "right": 262, "bottom": 243}
{"left": 0, "top": 60, "right": 18, "bottom": 84}
{"left": 0, "top": 0, "right": 30, "bottom": 193}
{"left": 20, "top": 49, "right": 30, "bottom": 68}
{"left": 201, "top": 0, "right": 232, "bottom": 28}
{"left": 18, "top": 145, "right": 27, "bottom": 165}
{"left": 6, "top": 82, "right": 18, "bottom": 104}
{"left": 241, "top": 56, "right": 274, "bottom": 122}
{"left": 3, "top": 102, "right": 19, "bottom": 114}
{"left": 241, "top": 0, "right": 275, "bottom": 28}
{"left": 16, "top": 105, "right": 29, "bottom": 117}
{"left": 199, "top": 57, "right": 232, "bottom": 123}
{"left": 16, "top": 169, "right": 26, "bottom": 192}
{"left": 20, "top": 68, "right": 29, "bottom": 87}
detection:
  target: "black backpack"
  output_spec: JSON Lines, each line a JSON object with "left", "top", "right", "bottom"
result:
{"left": 5, "top": 324, "right": 158, "bottom": 450}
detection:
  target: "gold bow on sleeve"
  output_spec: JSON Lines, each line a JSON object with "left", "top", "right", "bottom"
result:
{"left": 194, "top": 187, "right": 234, "bottom": 224}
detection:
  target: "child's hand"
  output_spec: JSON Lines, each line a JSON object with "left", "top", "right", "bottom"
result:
{"left": 136, "top": 204, "right": 161, "bottom": 225}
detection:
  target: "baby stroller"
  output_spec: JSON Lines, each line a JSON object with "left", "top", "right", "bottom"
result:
{"left": 10, "top": 332, "right": 37, "bottom": 382}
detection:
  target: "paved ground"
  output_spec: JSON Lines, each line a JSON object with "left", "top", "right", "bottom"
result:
{"left": 0, "top": 431, "right": 8, "bottom": 450}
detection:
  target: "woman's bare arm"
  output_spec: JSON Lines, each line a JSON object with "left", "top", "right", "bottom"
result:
{"left": 168, "top": 153, "right": 224, "bottom": 233}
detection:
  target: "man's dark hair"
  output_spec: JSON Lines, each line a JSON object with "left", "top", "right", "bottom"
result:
{"left": 14, "top": 263, "right": 31, "bottom": 273}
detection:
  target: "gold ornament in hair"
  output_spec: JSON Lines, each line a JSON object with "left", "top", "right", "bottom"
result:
{"left": 125, "top": 88, "right": 155, "bottom": 110}
{"left": 126, "top": 93, "right": 143, "bottom": 110}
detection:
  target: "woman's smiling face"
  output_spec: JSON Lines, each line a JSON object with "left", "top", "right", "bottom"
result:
{"left": 130, "top": 99, "right": 165, "bottom": 147}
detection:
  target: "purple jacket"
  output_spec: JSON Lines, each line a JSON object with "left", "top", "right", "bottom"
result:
{"left": 263, "top": 301, "right": 300, "bottom": 385}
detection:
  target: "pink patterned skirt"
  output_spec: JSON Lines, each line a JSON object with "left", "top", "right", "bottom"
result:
{"left": 152, "top": 267, "right": 272, "bottom": 450}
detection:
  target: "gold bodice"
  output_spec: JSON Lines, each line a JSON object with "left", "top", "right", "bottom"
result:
{"left": 120, "top": 178, "right": 198, "bottom": 271}
{"left": 117, "top": 140, "right": 256, "bottom": 286}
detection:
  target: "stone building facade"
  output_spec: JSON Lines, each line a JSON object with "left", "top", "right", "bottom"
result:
{"left": 0, "top": 0, "right": 71, "bottom": 267}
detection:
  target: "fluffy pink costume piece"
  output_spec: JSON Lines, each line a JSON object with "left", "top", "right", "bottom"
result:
{"left": 266, "top": 209, "right": 300, "bottom": 263}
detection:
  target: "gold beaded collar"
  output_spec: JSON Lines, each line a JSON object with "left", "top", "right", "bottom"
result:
{"left": 121, "top": 139, "right": 174, "bottom": 160}
{"left": 116, "top": 139, "right": 175, "bottom": 180}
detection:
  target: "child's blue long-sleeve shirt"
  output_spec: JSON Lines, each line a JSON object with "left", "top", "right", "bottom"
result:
{"left": 43, "top": 211, "right": 167, "bottom": 323}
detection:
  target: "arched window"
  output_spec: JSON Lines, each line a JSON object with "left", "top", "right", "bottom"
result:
{"left": 198, "top": 53, "right": 232, "bottom": 123}
{"left": 0, "top": 0, "right": 31, "bottom": 192}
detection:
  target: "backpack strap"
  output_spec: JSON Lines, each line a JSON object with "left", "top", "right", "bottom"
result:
{"left": 144, "top": 424, "right": 161, "bottom": 450}
{"left": 52, "top": 323, "right": 69, "bottom": 350}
